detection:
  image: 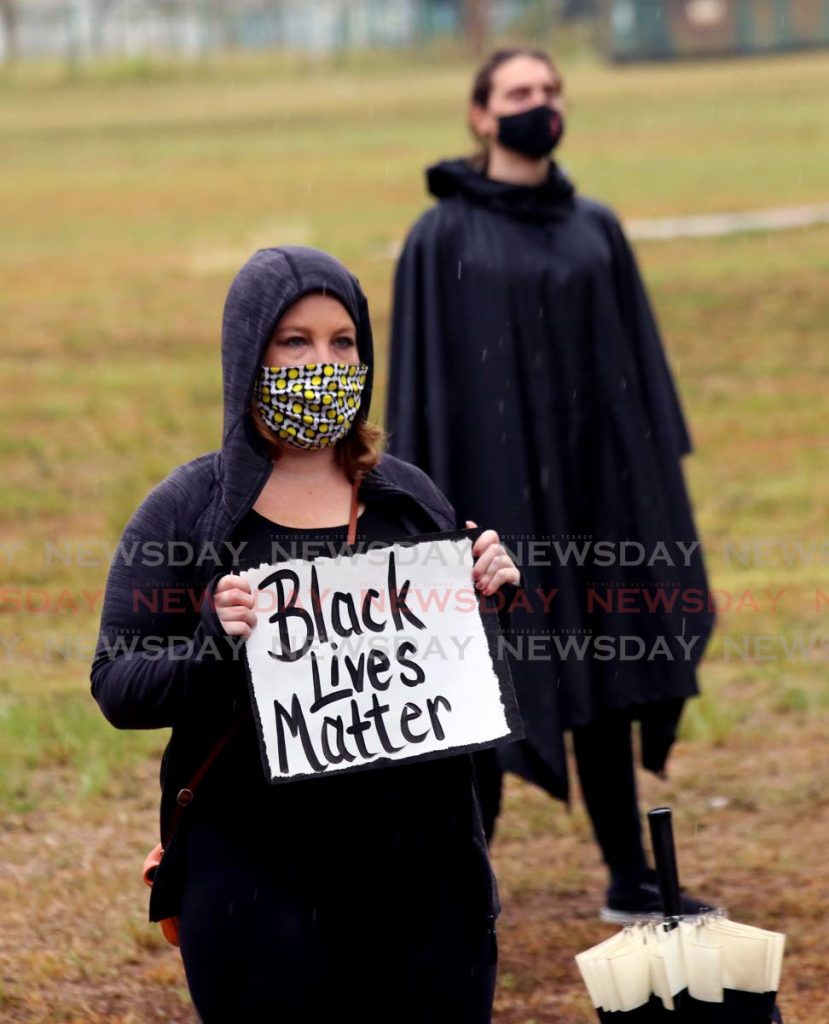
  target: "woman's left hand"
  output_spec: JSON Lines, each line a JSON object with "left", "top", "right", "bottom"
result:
{"left": 466, "top": 520, "right": 521, "bottom": 596}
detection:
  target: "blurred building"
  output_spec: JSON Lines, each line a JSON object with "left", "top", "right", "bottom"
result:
{"left": 599, "top": 0, "right": 829, "bottom": 59}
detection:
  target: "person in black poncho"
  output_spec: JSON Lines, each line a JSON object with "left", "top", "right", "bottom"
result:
{"left": 386, "top": 48, "right": 717, "bottom": 922}
{"left": 90, "top": 246, "right": 521, "bottom": 1023}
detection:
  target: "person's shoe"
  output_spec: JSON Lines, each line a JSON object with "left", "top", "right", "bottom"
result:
{"left": 600, "top": 871, "right": 718, "bottom": 924}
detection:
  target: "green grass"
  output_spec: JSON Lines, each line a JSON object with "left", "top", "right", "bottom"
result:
{"left": 1, "top": 46, "right": 827, "bottom": 807}
{"left": 0, "top": 45, "right": 828, "bottom": 1024}
{"left": 0, "top": 691, "right": 164, "bottom": 812}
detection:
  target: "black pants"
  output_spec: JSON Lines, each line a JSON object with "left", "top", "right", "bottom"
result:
{"left": 476, "top": 711, "right": 647, "bottom": 892}
{"left": 178, "top": 817, "right": 498, "bottom": 1024}
{"left": 572, "top": 712, "right": 648, "bottom": 892}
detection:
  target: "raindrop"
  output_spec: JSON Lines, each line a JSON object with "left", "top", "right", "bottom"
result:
{"left": 620, "top": 377, "right": 627, "bottom": 390}
{"left": 540, "top": 466, "right": 549, "bottom": 489}
{"left": 481, "top": 348, "right": 488, "bottom": 362}
{"left": 522, "top": 486, "right": 530, "bottom": 500}
{"left": 497, "top": 399, "right": 505, "bottom": 414}
{"left": 572, "top": 389, "right": 578, "bottom": 399}
{"left": 457, "top": 260, "right": 463, "bottom": 280}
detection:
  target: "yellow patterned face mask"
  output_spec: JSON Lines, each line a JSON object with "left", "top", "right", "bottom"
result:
{"left": 255, "top": 362, "right": 369, "bottom": 450}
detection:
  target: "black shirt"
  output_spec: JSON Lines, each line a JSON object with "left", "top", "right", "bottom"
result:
{"left": 187, "top": 500, "right": 488, "bottom": 910}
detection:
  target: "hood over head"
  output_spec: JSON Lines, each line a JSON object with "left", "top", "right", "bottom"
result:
{"left": 426, "top": 157, "right": 575, "bottom": 222}
{"left": 218, "top": 245, "right": 374, "bottom": 521}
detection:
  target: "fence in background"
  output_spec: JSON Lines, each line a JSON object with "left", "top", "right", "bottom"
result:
{"left": 2, "top": 0, "right": 828, "bottom": 64}
{"left": 0, "top": 0, "right": 556, "bottom": 63}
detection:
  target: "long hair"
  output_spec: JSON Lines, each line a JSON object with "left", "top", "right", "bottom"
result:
{"left": 249, "top": 400, "right": 384, "bottom": 482}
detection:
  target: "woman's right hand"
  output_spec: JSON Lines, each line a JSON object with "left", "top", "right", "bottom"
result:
{"left": 214, "top": 574, "right": 257, "bottom": 640}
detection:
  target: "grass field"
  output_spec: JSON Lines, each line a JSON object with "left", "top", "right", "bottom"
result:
{"left": 1, "top": 43, "right": 828, "bottom": 1023}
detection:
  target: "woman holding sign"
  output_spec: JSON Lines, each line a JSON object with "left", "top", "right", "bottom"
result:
{"left": 90, "top": 246, "right": 520, "bottom": 1023}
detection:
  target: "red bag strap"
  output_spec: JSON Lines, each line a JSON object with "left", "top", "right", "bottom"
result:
{"left": 164, "top": 708, "right": 250, "bottom": 846}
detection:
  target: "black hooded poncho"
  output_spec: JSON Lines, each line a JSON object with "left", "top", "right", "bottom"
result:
{"left": 386, "top": 159, "right": 715, "bottom": 802}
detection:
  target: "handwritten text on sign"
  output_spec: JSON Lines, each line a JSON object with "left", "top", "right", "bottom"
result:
{"left": 240, "top": 533, "right": 519, "bottom": 782}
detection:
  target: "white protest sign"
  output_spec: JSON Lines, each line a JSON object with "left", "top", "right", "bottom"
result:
{"left": 240, "top": 531, "right": 521, "bottom": 782}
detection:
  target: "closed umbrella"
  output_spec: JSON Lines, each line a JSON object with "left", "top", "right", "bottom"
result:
{"left": 575, "top": 808, "right": 785, "bottom": 1023}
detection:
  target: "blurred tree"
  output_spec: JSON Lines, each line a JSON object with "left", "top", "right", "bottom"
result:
{"left": 90, "top": 0, "right": 121, "bottom": 54}
{"left": 0, "top": 0, "right": 17, "bottom": 64}
{"left": 207, "top": 0, "right": 234, "bottom": 47}
{"left": 562, "top": 0, "right": 597, "bottom": 16}
{"left": 464, "top": 0, "right": 488, "bottom": 53}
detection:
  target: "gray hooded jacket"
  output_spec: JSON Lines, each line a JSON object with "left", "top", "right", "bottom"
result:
{"left": 89, "top": 246, "right": 497, "bottom": 922}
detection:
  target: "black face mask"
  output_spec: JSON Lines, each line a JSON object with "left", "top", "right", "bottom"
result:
{"left": 497, "top": 105, "right": 564, "bottom": 159}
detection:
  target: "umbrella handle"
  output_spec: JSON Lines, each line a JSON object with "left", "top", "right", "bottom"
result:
{"left": 647, "top": 806, "right": 682, "bottom": 920}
